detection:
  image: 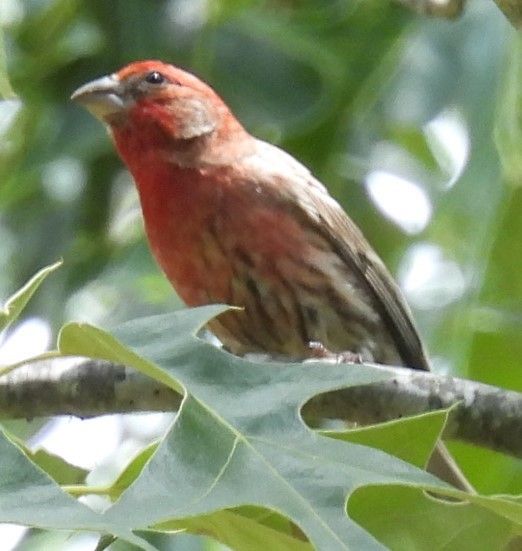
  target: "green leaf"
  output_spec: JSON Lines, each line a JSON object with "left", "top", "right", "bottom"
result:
{"left": 58, "top": 306, "right": 204, "bottom": 395}
{"left": 59, "top": 306, "right": 460, "bottom": 550}
{"left": 349, "top": 485, "right": 516, "bottom": 551}
{"left": 108, "top": 442, "right": 158, "bottom": 501}
{"left": 325, "top": 409, "right": 450, "bottom": 468}
{"left": 0, "top": 260, "right": 62, "bottom": 335}
{"left": 160, "top": 509, "right": 314, "bottom": 551}
{"left": 29, "top": 447, "right": 89, "bottom": 486}
{"left": 58, "top": 306, "right": 522, "bottom": 549}
{"left": 0, "top": 424, "right": 159, "bottom": 551}
{"left": 6, "top": 432, "right": 88, "bottom": 485}
{"left": 327, "top": 410, "right": 520, "bottom": 549}
{"left": 0, "top": 423, "right": 95, "bottom": 528}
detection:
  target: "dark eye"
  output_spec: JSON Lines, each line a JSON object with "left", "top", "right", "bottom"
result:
{"left": 145, "top": 71, "right": 165, "bottom": 85}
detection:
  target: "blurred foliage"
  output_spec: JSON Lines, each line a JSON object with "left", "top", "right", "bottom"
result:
{"left": 2, "top": 0, "right": 522, "bottom": 548}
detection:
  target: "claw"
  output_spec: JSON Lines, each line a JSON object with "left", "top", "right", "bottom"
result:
{"left": 307, "top": 341, "right": 362, "bottom": 364}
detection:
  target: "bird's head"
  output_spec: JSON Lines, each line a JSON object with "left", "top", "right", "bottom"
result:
{"left": 71, "top": 60, "right": 242, "bottom": 143}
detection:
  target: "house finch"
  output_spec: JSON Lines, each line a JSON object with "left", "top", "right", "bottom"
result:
{"left": 72, "top": 60, "right": 471, "bottom": 492}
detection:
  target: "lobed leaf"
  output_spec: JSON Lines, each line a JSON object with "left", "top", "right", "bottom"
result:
{"left": 0, "top": 261, "right": 62, "bottom": 335}
{"left": 1, "top": 305, "right": 521, "bottom": 549}
{"left": 60, "top": 306, "right": 459, "bottom": 549}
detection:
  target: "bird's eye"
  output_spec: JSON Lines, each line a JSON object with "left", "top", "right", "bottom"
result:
{"left": 145, "top": 71, "right": 165, "bottom": 85}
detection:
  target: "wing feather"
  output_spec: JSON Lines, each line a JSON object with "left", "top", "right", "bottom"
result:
{"left": 248, "top": 141, "right": 430, "bottom": 371}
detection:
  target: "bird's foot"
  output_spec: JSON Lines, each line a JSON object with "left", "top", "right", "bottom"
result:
{"left": 307, "top": 341, "right": 362, "bottom": 364}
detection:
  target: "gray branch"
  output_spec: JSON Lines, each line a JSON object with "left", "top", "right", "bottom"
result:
{"left": 0, "top": 356, "right": 521, "bottom": 459}
{"left": 0, "top": 357, "right": 181, "bottom": 418}
{"left": 304, "top": 363, "right": 522, "bottom": 458}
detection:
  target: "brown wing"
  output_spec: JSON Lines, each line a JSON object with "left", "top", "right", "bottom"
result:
{"left": 250, "top": 141, "right": 430, "bottom": 371}
{"left": 312, "top": 195, "right": 430, "bottom": 371}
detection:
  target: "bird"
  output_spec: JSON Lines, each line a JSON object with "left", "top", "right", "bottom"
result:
{"left": 72, "top": 60, "right": 472, "bottom": 492}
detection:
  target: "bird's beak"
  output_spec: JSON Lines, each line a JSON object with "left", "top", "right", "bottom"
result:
{"left": 71, "top": 74, "right": 128, "bottom": 121}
